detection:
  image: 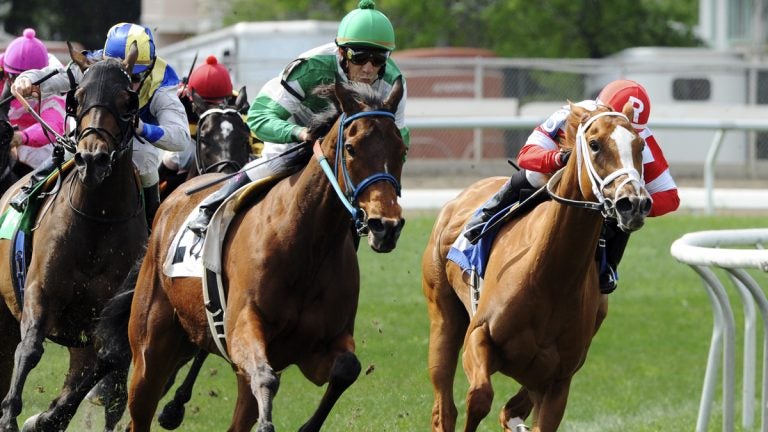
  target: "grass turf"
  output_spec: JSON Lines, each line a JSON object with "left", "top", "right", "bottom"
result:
{"left": 14, "top": 211, "right": 768, "bottom": 431}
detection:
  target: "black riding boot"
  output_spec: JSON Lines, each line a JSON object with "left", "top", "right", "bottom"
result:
{"left": 143, "top": 183, "right": 160, "bottom": 232}
{"left": 188, "top": 172, "right": 250, "bottom": 236}
{"left": 598, "top": 220, "right": 631, "bottom": 294}
{"left": 9, "top": 158, "right": 57, "bottom": 212}
{"left": 464, "top": 169, "right": 532, "bottom": 243}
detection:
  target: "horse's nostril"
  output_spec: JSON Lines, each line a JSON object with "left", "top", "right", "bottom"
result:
{"left": 367, "top": 218, "right": 384, "bottom": 233}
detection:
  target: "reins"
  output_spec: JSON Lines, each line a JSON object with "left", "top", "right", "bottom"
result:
{"left": 313, "top": 110, "right": 401, "bottom": 236}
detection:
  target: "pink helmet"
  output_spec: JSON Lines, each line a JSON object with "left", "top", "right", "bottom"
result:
{"left": 596, "top": 79, "right": 651, "bottom": 129}
{"left": 4, "top": 28, "right": 49, "bottom": 74}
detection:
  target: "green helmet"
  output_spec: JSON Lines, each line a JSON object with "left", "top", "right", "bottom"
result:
{"left": 336, "top": 0, "right": 395, "bottom": 51}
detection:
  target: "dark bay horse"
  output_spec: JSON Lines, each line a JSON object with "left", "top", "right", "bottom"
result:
{"left": 126, "top": 79, "right": 406, "bottom": 431}
{"left": 0, "top": 45, "right": 147, "bottom": 431}
{"left": 159, "top": 88, "right": 251, "bottom": 200}
{"left": 422, "top": 103, "right": 652, "bottom": 432}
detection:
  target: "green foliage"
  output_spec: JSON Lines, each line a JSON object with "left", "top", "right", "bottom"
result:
{"left": 15, "top": 211, "right": 768, "bottom": 431}
{"left": 225, "top": 0, "right": 700, "bottom": 58}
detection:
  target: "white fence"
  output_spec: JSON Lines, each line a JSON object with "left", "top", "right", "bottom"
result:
{"left": 670, "top": 229, "right": 768, "bottom": 432}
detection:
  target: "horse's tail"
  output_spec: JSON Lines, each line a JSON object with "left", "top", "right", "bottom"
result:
{"left": 93, "top": 250, "right": 145, "bottom": 367}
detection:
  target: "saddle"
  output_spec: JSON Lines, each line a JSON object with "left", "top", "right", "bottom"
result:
{"left": 0, "top": 159, "right": 75, "bottom": 309}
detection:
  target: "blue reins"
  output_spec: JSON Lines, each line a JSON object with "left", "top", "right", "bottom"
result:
{"left": 314, "top": 110, "right": 401, "bottom": 235}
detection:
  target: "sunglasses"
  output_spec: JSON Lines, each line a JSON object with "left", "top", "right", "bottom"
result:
{"left": 130, "top": 69, "right": 151, "bottom": 84}
{"left": 345, "top": 48, "right": 388, "bottom": 67}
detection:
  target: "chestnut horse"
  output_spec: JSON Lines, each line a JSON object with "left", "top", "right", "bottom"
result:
{"left": 126, "top": 79, "right": 406, "bottom": 431}
{"left": 422, "top": 102, "right": 652, "bottom": 432}
{"left": 0, "top": 47, "right": 147, "bottom": 431}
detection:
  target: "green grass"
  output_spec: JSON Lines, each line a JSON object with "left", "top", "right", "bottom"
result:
{"left": 15, "top": 211, "right": 768, "bottom": 431}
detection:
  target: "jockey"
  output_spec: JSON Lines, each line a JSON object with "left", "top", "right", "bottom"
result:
{"left": 463, "top": 79, "right": 680, "bottom": 293}
{"left": 163, "top": 54, "right": 238, "bottom": 175}
{"left": 9, "top": 22, "right": 191, "bottom": 228}
{"left": 187, "top": 0, "right": 409, "bottom": 235}
{"left": 1, "top": 29, "right": 67, "bottom": 174}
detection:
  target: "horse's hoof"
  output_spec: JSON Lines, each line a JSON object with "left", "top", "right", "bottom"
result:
{"left": 20, "top": 414, "right": 39, "bottom": 432}
{"left": 504, "top": 416, "right": 529, "bottom": 432}
{"left": 157, "top": 401, "right": 185, "bottom": 430}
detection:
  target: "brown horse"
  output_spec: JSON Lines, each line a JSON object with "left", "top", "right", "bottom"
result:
{"left": 126, "top": 78, "right": 406, "bottom": 431}
{"left": 0, "top": 46, "right": 147, "bottom": 431}
{"left": 422, "top": 102, "right": 652, "bottom": 432}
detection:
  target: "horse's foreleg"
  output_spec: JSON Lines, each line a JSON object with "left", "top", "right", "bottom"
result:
{"left": 227, "top": 373, "right": 259, "bottom": 432}
{"left": 499, "top": 387, "right": 533, "bottom": 431}
{"left": 424, "top": 277, "right": 467, "bottom": 432}
{"left": 229, "top": 310, "right": 279, "bottom": 432}
{"left": 0, "top": 316, "right": 46, "bottom": 431}
{"left": 530, "top": 379, "right": 571, "bottom": 432}
{"left": 297, "top": 335, "right": 360, "bottom": 432}
{"left": 462, "top": 323, "right": 496, "bottom": 432}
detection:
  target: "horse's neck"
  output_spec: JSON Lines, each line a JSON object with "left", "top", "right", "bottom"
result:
{"left": 289, "top": 142, "right": 351, "bottom": 238}
{"left": 537, "top": 165, "right": 604, "bottom": 265}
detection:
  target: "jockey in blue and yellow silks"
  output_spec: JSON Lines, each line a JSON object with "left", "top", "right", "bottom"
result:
{"left": 10, "top": 22, "right": 191, "bottom": 227}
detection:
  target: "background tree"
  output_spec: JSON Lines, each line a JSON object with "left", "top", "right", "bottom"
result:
{"left": 2, "top": 0, "right": 140, "bottom": 50}
{"left": 226, "top": 0, "right": 700, "bottom": 58}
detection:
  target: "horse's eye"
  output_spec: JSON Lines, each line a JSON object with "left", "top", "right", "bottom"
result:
{"left": 345, "top": 143, "right": 355, "bottom": 156}
{"left": 588, "top": 139, "right": 600, "bottom": 152}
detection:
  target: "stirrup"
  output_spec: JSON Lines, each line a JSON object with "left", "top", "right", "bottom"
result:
{"left": 599, "top": 267, "right": 618, "bottom": 294}
{"left": 9, "top": 189, "right": 32, "bottom": 213}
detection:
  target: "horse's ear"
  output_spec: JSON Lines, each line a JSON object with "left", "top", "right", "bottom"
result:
{"left": 190, "top": 89, "right": 208, "bottom": 116}
{"left": 383, "top": 76, "right": 404, "bottom": 114}
{"left": 234, "top": 86, "right": 249, "bottom": 114}
{"left": 621, "top": 101, "right": 635, "bottom": 123}
{"left": 122, "top": 42, "right": 139, "bottom": 76}
{"left": 68, "top": 41, "right": 90, "bottom": 72}
{"left": 334, "top": 81, "right": 362, "bottom": 115}
{"left": 569, "top": 101, "right": 590, "bottom": 123}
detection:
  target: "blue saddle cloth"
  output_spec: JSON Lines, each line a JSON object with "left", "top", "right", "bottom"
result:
{"left": 447, "top": 203, "right": 514, "bottom": 279}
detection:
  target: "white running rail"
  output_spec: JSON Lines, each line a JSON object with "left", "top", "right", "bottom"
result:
{"left": 670, "top": 229, "right": 768, "bottom": 432}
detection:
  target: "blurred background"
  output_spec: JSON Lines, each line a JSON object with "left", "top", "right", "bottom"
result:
{"left": 1, "top": 0, "right": 767, "bottom": 188}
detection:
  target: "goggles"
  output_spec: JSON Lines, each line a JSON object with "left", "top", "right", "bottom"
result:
{"left": 344, "top": 47, "right": 388, "bottom": 67}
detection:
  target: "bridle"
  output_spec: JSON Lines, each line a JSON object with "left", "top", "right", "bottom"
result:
{"left": 313, "top": 110, "right": 401, "bottom": 236}
{"left": 65, "top": 61, "right": 143, "bottom": 222}
{"left": 546, "top": 110, "right": 644, "bottom": 219}
{"left": 194, "top": 107, "right": 248, "bottom": 174}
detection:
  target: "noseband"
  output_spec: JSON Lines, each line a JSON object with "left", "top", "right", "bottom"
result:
{"left": 313, "top": 110, "right": 401, "bottom": 235}
{"left": 195, "top": 107, "right": 248, "bottom": 174}
{"left": 72, "top": 64, "right": 138, "bottom": 162}
{"left": 547, "top": 110, "right": 643, "bottom": 218}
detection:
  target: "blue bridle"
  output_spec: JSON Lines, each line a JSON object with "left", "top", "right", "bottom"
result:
{"left": 314, "top": 110, "right": 402, "bottom": 235}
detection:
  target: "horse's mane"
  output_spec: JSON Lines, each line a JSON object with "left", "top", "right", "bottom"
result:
{"left": 305, "top": 81, "right": 385, "bottom": 141}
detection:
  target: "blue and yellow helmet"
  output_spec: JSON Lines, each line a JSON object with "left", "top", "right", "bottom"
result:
{"left": 104, "top": 23, "right": 156, "bottom": 73}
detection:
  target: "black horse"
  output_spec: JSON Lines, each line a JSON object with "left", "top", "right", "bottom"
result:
{"left": 159, "top": 88, "right": 251, "bottom": 200}
{"left": 0, "top": 44, "right": 147, "bottom": 432}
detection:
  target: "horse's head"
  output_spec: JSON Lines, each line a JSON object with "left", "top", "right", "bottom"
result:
{"left": 309, "top": 78, "right": 407, "bottom": 253}
{"left": 564, "top": 102, "right": 652, "bottom": 232}
{"left": 190, "top": 88, "right": 251, "bottom": 174}
{"left": 69, "top": 42, "right": 139, "bottom": 187}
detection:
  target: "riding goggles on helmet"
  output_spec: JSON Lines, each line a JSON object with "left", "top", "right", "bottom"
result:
{"left": 344, "top": 47, "right": 388, "bottom": 67}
